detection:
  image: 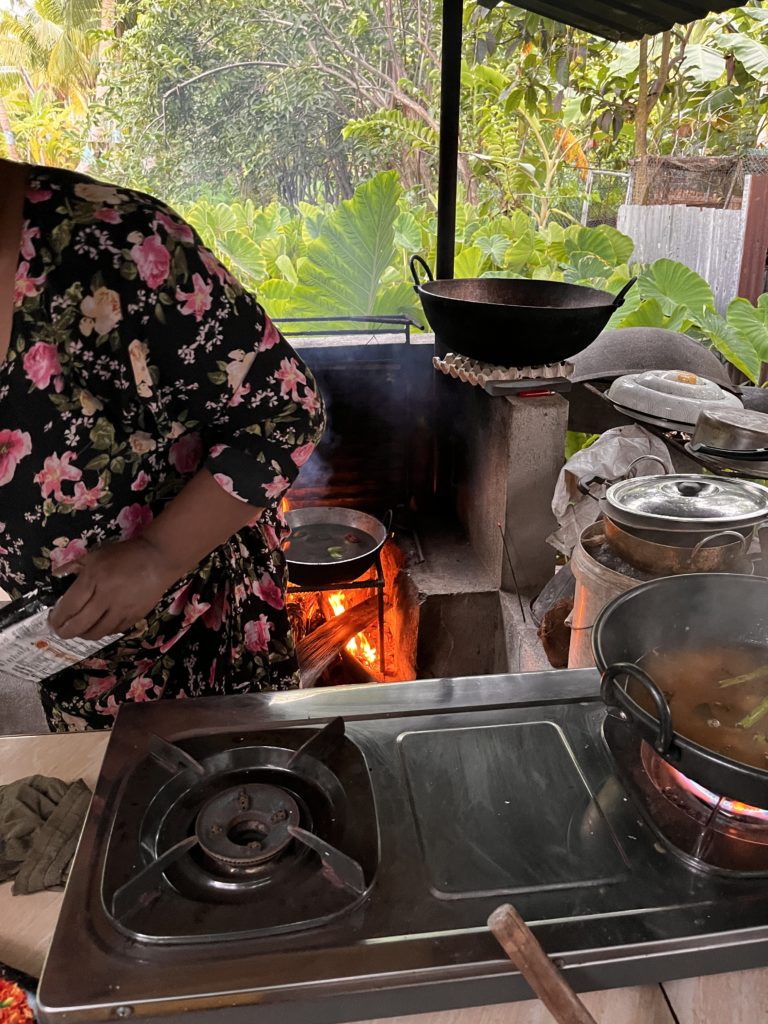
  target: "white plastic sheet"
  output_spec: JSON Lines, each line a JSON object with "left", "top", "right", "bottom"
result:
{"left": 549, "top": 426, "right": 674, "bottom": 557}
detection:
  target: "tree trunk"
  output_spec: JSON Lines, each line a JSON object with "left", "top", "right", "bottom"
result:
{"left": 77, "top": 0, "right": 116, "bottom": 170}
{"left": 0, "top": 95, "right": 20, "bottom": 161}
{"left": 633, "top": 35, "right": 649, "bottom": 204}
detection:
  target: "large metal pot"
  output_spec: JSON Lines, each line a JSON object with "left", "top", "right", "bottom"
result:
{"left": 603, "top": 517, "right": 751, "bottom": 575}
{"left": 593, "top": 573, "right": 768, "bottom": 807}
{"left": 410, "top": 256, "right": 636, "bottom": 367}
{"left": 284, "top": 507, "right": 391, "bottom": 587}
{"left": 603, "top": 474, "right": 768, "bottom": 534}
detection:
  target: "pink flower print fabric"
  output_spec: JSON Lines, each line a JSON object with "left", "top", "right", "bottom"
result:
{"left": 0, "top": 166, "right": 325, "bottom": 731}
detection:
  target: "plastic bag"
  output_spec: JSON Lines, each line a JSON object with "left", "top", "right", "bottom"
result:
{"left": 548, "top": 426, "right": 673, "bottom": 557}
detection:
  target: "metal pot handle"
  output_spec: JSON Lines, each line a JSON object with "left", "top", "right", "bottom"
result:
{"left": 611, "top": 277, "right": 637, "bottom": 309}
{"left": 691, "top": 529, "right": 750, "bottom": 560}
{"left": 381, "top": 509, "right": 394, "bottom": 534}
{"left": 410, "top": 255, "right": 434, "bottom": 287}
{"left": 600, "top": 662, "right": 674, "bottom": 755}
{"left": 626, "top": 454, "right": 669, "bottom": 477}
{"left": 577, "top": 454, "right": 668, "bottom": 497}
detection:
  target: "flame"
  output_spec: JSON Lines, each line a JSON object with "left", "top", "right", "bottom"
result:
{"left": 327, "top": 591, "right": 378, "bottom": 667}
{"left": 648, "top": 746, "right": 768, "bottom": 823}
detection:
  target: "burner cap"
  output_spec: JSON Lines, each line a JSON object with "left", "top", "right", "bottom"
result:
{"left": 195, "top": 784, "right": 300, "bottom": 868}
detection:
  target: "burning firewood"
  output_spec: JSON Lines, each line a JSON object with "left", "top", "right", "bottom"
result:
{"left": 297, "top": 596, "right": 380, "bottom": 688}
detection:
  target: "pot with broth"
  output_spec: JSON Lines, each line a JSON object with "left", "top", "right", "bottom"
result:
{"left": 593, "top": 573, "right": 768, "bottom": 807}
{"left": 635, "top": 646, "right": 768, "bottom": 771}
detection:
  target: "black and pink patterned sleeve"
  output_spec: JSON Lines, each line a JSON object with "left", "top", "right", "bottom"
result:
{"left": 117, "top": 200, "right": 326, "bottom": 511}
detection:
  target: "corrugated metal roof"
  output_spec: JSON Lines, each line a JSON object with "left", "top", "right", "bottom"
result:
{"left": 480, "top": 0, "right": 741, "bottom": 41}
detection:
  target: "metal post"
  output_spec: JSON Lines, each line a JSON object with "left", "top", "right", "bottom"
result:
{"left": 435, "top": 0, "right": 463, "bottom": 280}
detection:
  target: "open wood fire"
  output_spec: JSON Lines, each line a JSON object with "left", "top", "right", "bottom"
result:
{"left": 281, "top": 498, "right": 387, "bottom": 685}
{"left": 287, "top": 587, "right": 382, "bottom": 685}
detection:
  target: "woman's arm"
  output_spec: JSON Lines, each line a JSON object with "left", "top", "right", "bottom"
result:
{"left": 49, "top": 469, "right": 262, "bottom": 641}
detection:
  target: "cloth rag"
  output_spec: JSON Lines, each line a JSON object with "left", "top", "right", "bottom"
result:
{"left": 0, "top": 775, "right": 92, "bottom": 895}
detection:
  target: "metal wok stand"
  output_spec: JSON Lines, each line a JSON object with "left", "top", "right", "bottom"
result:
{"left": 288, "top": 556, "right": 386, "bottom": 676}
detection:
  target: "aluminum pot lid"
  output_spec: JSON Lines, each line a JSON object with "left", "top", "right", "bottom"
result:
{"left": 607, "top": 370, "right": 742, "bottom": 426}
{"left": 605, "top": 474, "right": 768, "bottom": 529}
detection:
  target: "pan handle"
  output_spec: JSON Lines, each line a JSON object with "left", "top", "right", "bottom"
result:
{"left": 601, "top": 662, "right": 674, "bottom": 756}
{"left": 410, "top": 255, "right": 434, "bottom": 287}
{"left": 611, "top": 277, "right": 637, "bottom": 309}
{"left": 382, "top": 509, "right": 394, "bottom": 534}
{"left": 691, "top": 529, "right": 750, "bottom": 560}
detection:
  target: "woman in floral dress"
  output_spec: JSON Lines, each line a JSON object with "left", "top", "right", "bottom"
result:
{"left": 0, "top": 160, "right": 325, "bottom": 731}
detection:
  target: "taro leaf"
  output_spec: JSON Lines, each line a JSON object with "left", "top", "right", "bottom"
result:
{"left": 698, "top": 308, "right": 761, "bottom": 384}
{"left": 475, "top": 233, "right": 509, "bottom": 266}
{"left": 393, "top": 211, "right": 422, "bottom": 254}
{"left": 563, "top": 254, "right": 613, "bottom": 284}
{"left": 256, "top": 278, "right": 300, "bottom": 320}
{"left": 275, "top": 254, "right": 299, "bottom": 285}
{"left": 211, "top": 202, "right": 238, "bottom": 235}
{"left": 615, "top": 297, "right": 669, "bottom": 329}
{"left": 453, "top": 246, "right": 488, "bottom": 279}
{"left": 721, "top": 33, "right": 768, "bottom": 82}
{"left": 217, "top": 231, "right": 267, "bottom": 284}
{"left": 292, "top": 171, "right": 402, "bottom": 319}
{"left": 726, "top": 296, "right": 768, "bottom": 366}
{"left": 681, "top": 44, "right": 725, "bottom": 87}
{"left": 637, "top": 259, "right": 715, "bottom": 317}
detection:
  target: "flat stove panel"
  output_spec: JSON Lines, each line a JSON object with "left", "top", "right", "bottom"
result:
{"left": 400, "top": 721, "right": 625, "bottom": 896}
{"left": 37, "top": 672, "right": 768, "bottom": 1024}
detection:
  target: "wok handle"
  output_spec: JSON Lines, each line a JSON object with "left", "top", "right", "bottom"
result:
{"left": 410, "top": 254, "right": 434, "bottom": 287}
{"left": 691, "top": 529, "right": 750, "bottom": 560}
{"left": 611, "top": 276, "right": 637, "bottom": 309}
{"left": 488, "top": 905, "right": 599, "bottom": 1024}
{"left": 601, "top": 662, "right": 674, "bottom": 756}
{"left": 381, "top": 509, "right": 394, "bottom": 534}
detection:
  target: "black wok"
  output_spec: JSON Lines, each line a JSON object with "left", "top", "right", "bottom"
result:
{"left": 410, "top": 256, "right": 636, "bottom": 368}
{"left": 593, "top": 573, "right": 768, "bottom": 807}
{"left": 284, "top": 507, "right": 392, "bottom": 587}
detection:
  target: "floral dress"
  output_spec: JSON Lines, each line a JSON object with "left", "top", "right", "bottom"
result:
{"left": 0, "top": 166, "right": 325, "bottom": 732}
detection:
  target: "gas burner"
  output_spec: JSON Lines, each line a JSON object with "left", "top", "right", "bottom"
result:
{"left": 604, "top": 715, "right": 768, "bottom": 876}
{"left": 195, "top": 784, "right": 301, "bottom": 871}
{"left": 643, "top": 745, "right": 768, "bottom": 826}
{"left": 102, "top": 717, "right": 378, "bottom": 943}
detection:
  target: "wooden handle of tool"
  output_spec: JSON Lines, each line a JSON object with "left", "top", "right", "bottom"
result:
{"left": 488, "top": 904, "right": 598, "bottom": 1024}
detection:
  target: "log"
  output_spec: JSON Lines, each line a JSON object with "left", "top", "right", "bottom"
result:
{"left": 297, "top": 596, "right": 379, "bottom": 689}
{"left": 488, "top": 904, "right": 598, "bottom": 1024}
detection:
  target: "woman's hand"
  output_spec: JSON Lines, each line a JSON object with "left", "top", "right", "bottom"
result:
{"left": 48, "top": 538, "right": 180, "bottom": 641}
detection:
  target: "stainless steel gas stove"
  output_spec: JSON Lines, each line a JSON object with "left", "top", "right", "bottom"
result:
{"left": 38, "top": 670, "right": 768, "bottom": 1024}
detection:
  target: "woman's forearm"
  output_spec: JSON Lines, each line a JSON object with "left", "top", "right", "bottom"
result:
{"left": 50, "top": 469, "right": 265, "bottom": 640}
{"left": 142, "top": 468, "right": 264, "bottom": 579}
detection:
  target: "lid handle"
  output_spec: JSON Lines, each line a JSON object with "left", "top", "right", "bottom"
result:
{"left": 676, "top": 480, "right": 707, "bottom": 497}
